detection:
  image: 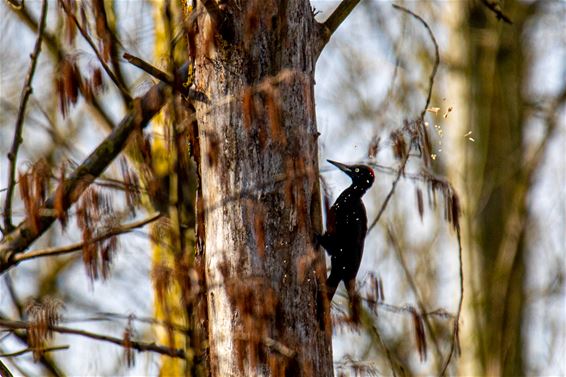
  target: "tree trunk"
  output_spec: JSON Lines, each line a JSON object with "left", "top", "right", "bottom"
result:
{"left": 191, "top": 2, "right": 333, "bottom": 376}
{"left": 447, "top": 1, "right": 531, "bottom": 375}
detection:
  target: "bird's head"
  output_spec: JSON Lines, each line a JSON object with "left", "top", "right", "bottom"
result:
{"left": 327, "top": 160, "right": 375, "bottom": 190}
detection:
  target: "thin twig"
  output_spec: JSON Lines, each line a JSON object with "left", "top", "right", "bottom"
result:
{"left": 392, "top": 4, "right": 440, "bottom": 120}
{"left": 64, "top": 311, "right": 188, "bottom": 333}
{"left": 370, "top": 325, "right": 397, "bottom": 377}
{"left": 0, "top": 319, "right": 185, "bottom": 359}
{"left": 367, "top": 146, "right": 411, "bottom": 233}
{"left": 3, "top": 0, "right": 48, "bottom": 233}
{"left": 386, "top": 226, "right": 443, "bottom": 364}
{"left": 124, "top": 52, "right": 207, "bottom": 103}
{"left": 440, "top": 227, "right": 463, "bottom": 376}
{"left": 13, "top": 3, "right": 117, "bottom": 130}
{"left": 95, "top": 0, "right": 130, "bottom": 99}
{"left": 58, "top": 0, "right": 132, "bottom": 103}
{"left": 12, "top": 213, "right": 161, "bottom": 265}
{"left": 361, "top": 297, "right": 455, "bottom": 320}
{"left": 481, "top": 0, "right": 513, "bottom": 24}
{"left": 0, "top": 345, "right": 69, "bottom": 358}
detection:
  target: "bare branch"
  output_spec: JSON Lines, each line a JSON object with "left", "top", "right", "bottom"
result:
{"left": 123, "top": 53, "right": 207, "bottom": 103}
{"left": 9, "top": 213, "right": 161, "bottom": 267}
{"left": 0, "top": 319, "right": 185, "bottom": 359}
{"left": 386, "top": 226, "right": 443, "bottom": 362}
{"left": 440, "top": 227, "right": 463, "bottom": 376}
{"left": 123, "top": 52, "right": 174, "bottom": 84}
{"left": 0, "top": 345, "right": 69, "bottom": 358}
{"left": 0, "top": 360, "right": 13, "bottom": 377}
{"left": 392, "top": 4, "right": 440, "bottom": 120}
{"left": 0, "top": 64, "right": 189, "bottom": 273}
{"left": 3, "top": 0, "right": 48, "bottom": 233}
{"left": 58, "top": 0, "right": 132, "bottom": 103}
{"left": 481, "top": 0, "right": 513, "bottom": 24}
{"left": 367, "top": 145, "right": 411, "bottom": 233}
{"left": 317, "top": 0, "right": 362, "bottom": 55}
{"left": 11, "top": 2, "right": 117, "bottom": 131}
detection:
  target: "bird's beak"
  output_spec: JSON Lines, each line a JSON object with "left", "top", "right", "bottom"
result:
{"left": 327, "top": 160, "right": 353, "bottom": 175}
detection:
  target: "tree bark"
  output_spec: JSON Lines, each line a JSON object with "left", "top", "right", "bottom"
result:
{"left": 192, "top": 2, "right": 333, "bottom": 376}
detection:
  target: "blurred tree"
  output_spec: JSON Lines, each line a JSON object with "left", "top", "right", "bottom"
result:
{"left": 447, "top": 1, "right": 565, "bottom": 376}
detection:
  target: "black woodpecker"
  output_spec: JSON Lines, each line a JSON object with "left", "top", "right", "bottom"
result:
{"left": 318, "top": 160, "right": 375, "bottom": 303}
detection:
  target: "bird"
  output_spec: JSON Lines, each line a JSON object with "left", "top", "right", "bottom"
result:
{"left": 318, "top": 160, "right": 375, "bottom": 307}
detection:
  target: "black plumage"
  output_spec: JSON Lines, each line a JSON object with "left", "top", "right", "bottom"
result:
{"left": 318, "top": 160, "right": 375, "bottom": 302}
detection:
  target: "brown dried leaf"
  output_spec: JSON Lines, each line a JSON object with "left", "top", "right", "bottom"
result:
{"left": 26, "top": 297, "right": 63, "bottom": 361}
{"left": 449, "top": 189, "right": 461, "bottom": 232}
{"left": 92, "top": 0, "right": 111, "bottom": 62}
{"left": 54, "top": 164, "right": 68, "bottom": 228}
{"left": 62, "top": 0, "right": 77, "bottom": 44}
{"left": 368, "top": 135, "right": 380, "bottom": 160}
{"left": 390, "top": 130, "right": 406, "bottom": 161}
{"left": 92, "top": 67, "right": 103, "bottom": 90}
{"left": 416, "top": 187, "right": 424, "bottom": 221}
{"left": 77, "top": 187, "right": 116, "bottom": 281}
{"left": 411, "top": 308, "right": 427, "bottom": 362}
{"left": 123, "top": 315, "right": 135, "bottom": 367}
{"left": 120, "top": 158, "right": 141, "bottom": 217}
{"left": 152, "top": 262, "right": 173, "bottom": 309}
{"left": 19, "top": 160, "right": 50, "bottom": 234}
{"left": 58, "top": 58, "right": 82, "bottom": 117}
{"left": 378, "top": 277, "right": 385, "bottom": 302}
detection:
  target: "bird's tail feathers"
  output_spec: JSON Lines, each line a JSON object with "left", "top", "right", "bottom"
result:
{"left": 326, "top": 272, "right": 340, "bottom": 301}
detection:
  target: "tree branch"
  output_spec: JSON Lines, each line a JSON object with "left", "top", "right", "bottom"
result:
{"left": 317, "top": 0, "right": 362, "bottom": 55}
{"left": 392, "top": 4, "right": 439, "bottom": 120}
{"left": 58, "top": 0, "right": 132, "bottom": 103}
{"left": 440, "top": 227, "right": 463, "bottom": 376}
{"left": 6, "top": 213, "right": 161, "bottom": 269}
{"left": 386, "top": 226, "right": 443, "bottom": 363}
{"left": 0, "top": 319, "right": 185, "bottom": 359}
{"left": 123, "top": 53, "right": 174, "bottom": 85}
{"left": 3, "top": 0, "right": 48, "bottom": 233}
{"left": 0, "top": 64, "right": 189, "bottom": 274}
{"left": 0, "top": 345, "right": 69, "bottom": 358}
{"left": 481, "top": 0, "right": 513, "bottom": 24}
{"left": 0, "top": 360, "right": 13, "bottom": 377}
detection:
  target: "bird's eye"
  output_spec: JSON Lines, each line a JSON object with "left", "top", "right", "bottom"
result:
{"left": 355, "top": 168, "right": 359, "bottom": 173}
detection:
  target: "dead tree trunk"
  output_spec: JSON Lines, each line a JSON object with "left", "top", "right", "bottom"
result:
{"left": 191, "top": 2, "right": 333, "bottom": 376}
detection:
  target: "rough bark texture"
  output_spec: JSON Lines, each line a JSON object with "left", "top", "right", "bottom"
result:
{"left": 192, "top": 2, "right": 333, "bottom": 376}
